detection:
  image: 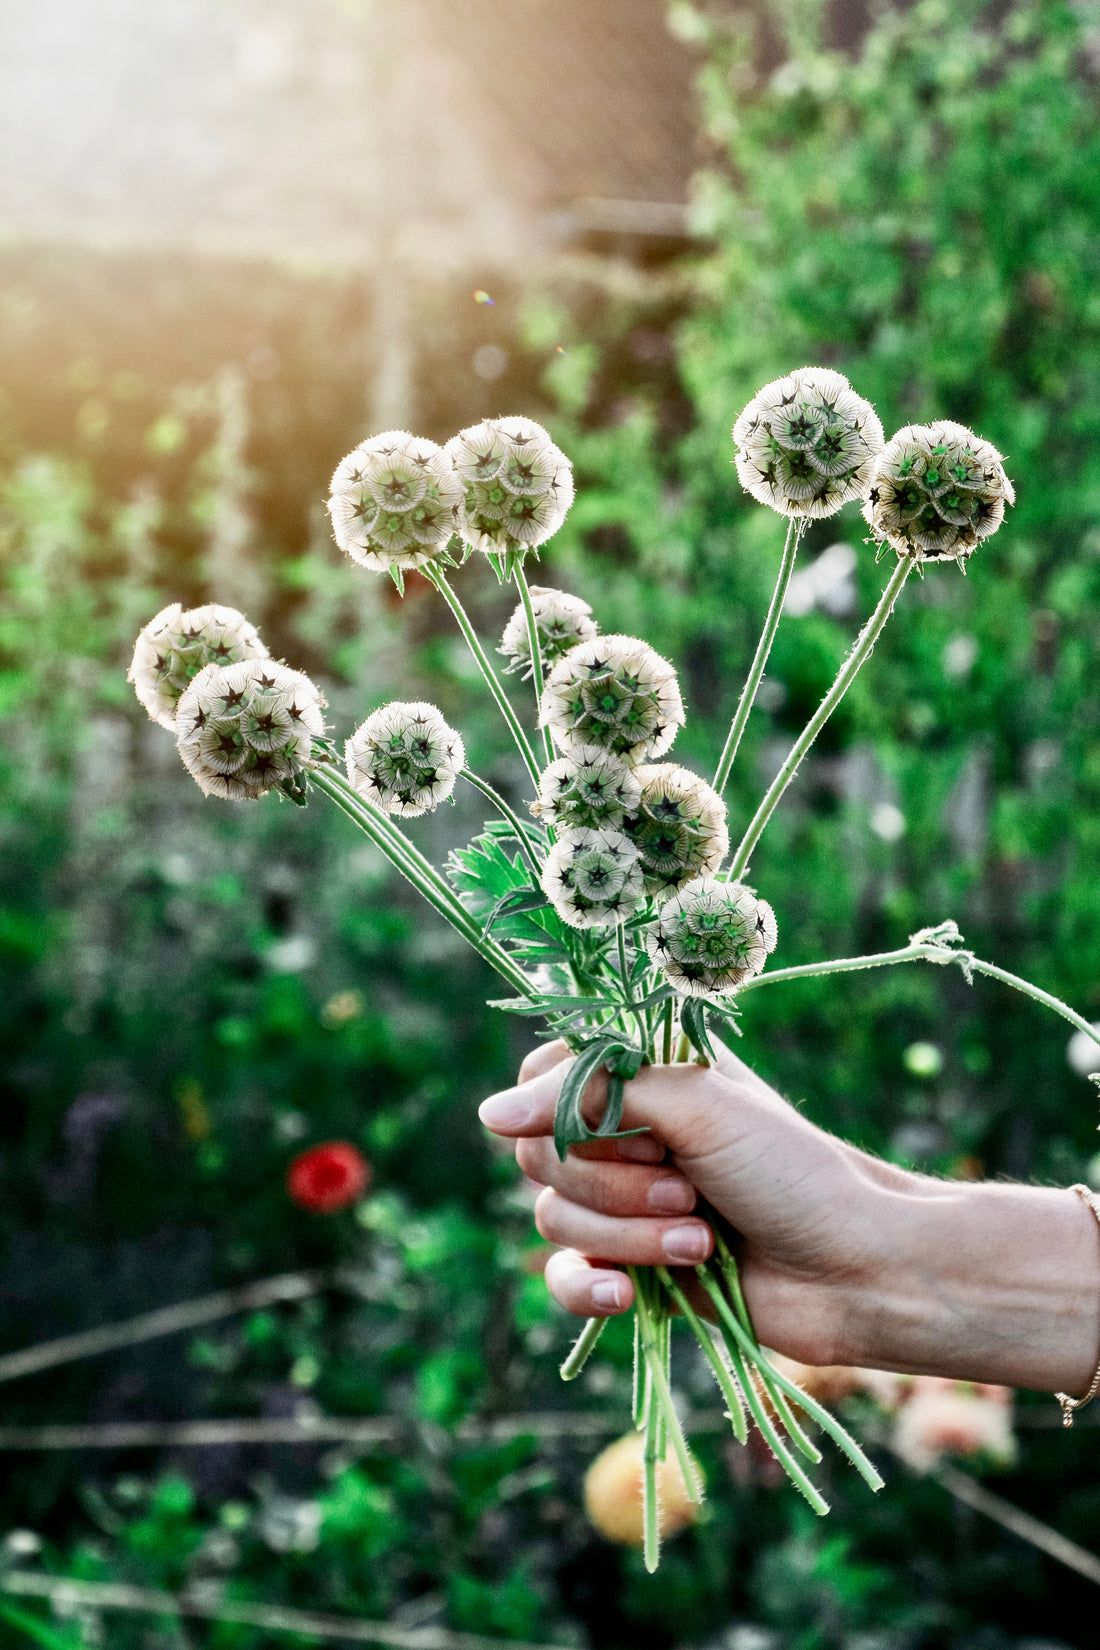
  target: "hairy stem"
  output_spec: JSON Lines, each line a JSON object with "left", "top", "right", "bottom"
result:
{"left": 629, "top": 1268, "right": 702, "bottom": 1504}
{"left": 309, "top": 766, "right": 531, "bottom": 996}
{"left": 729, "top": 555, "right": 912, "bottom": 879}
{"left": 513, "top": 562, "right": 555, "bottom": 767}
{"left": 656, "top": 1267, "right": 747, "bottom": 1443}
{"left": 460, "top": 769, "right": 544, "bottom": 880}
{"left": 426, "top": 568, "right": 542, "bottom": 790}
{"left": 559, "top": 1315, "right": 608, "bottom": 1381}
{"left": 713, "top": 515, "right": 803, "bottom": 798}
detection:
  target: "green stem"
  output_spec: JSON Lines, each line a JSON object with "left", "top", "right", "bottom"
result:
{"left": 513, "top": 562, "right": 555, "bottom": 767}
{"left": 656, "top": 1267, "right": 747, "bottom": 1443}
{"left": 662, "top": 999, "right": 675, "bottom": 1065}
{"left": 460, "top": 769, "right": 544, "bottom": 880}
{"left": 712, "top": 516, "right": 803, "bottom": 798}
{"left": 559, "top": 1315, "right": 608, "bottom": 1381}
{"left": 426, "top": 567, "right": 542, "bottom": 791}
{"left": 642, "top": 1364, "right": 660, "bottom": 1573}
{"left": 736, "top": 942, "right": 1100, "bottom": 1061}
{"left": 735, "top": 941, "right": 960, "bottom": 995}
{"left": 629, "top": 1268, "right": 702, "bottom": 1504}
{"left": 694, "top": 1268, "right": 830, "bottom": 1514}
{"left": 710, "top": 1234, "right": 820, "bottom": 1463}
{"left": 697, "top": 1265, "right": 884, "bottom": 1494}
{"left": 967, "top": 958, "right": 1100, "bottom": 1053}
{"left": 729, "top": 555, "right": 912, "bottom": 880}
{"left": 309, "top": 766, "right": 531, "bottom": 996}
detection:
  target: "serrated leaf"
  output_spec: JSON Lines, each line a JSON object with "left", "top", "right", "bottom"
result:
{"left": 485, "top": 886, "right": 549, "bottom": 932}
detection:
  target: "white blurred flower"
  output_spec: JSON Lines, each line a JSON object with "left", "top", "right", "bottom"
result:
{"left": 783, "top": 542, "right": 858, "bottom": 617}
{"left": 264, "top": 935, "right": 316, "bottom": 974}
{"left": 942, "top": 633, "right": 979, "bottom": 679}
{"left": 903, "top": 1041, "right": 943, "bottom": 1079}
{"left": 258, "top": 1496, "right": 322, "bottom": 1554}
{"left": 869, "top": 801, "right": 906, "bottom": 842}
{"left": 1067, "top": 1024, "right": 1100, "bottom": 1078}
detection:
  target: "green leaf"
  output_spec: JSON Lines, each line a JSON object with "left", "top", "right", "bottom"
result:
{"left": 554, "top": 1035, "right": 647, "bottom": 1160}
{"left": 485, "top": 887, "right": 549, "bottom": 933}
{"left": 0, "top": 1601, "right": 82, "bottom": 1649}
{"left": 679, "top": 997, "right": 718, "bottom": 1063}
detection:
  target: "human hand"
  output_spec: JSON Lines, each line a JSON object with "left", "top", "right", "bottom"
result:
{"left": 479, "top": 1040, "right": 913, "bottom": 1367}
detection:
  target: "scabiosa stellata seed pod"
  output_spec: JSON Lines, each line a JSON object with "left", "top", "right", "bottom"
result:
{"left": 499, "top": 586, "right": 597, "bottom": 678}
{"left": 327, "top": 431, "right": 463, "bottom": 576}
{"left": 532, "top": 746, "right": 641, "bottom": 832}
{"left": 650, "top": 877, "right": 777, "bottom": 997}
{"left": 862, "top": 421, "right": 1015, "bottom": 562}
{"left": 345, "top": 701, "right": 465, "bottom": 818}
{"left": 540, "top": 635, "right": 685, "bottom": 763}
{"left": 129, "top": 603, "right": 269, "bottom": 731}
{"left": 732, "top": 367, "right": 884, "bottom": 519}
{"left": 540, "top": 827, "right": 644, "bottom": 930}
{"left": 623, "top": 765, "right": 729, "bottom": 899}
{"left": 445, "top": 417, "right": 574, "bottom": 558}
{"left": 176, "top": 660, "right": 325, "bottom": 801}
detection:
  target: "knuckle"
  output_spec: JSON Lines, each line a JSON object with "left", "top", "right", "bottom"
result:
{"left": 533, "top": 1186, "right": 563, "bottom": 1243}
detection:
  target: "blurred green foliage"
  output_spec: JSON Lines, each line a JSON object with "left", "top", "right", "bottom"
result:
{"left": 1, "top": 0, "right": 1099, "bottom": 1645}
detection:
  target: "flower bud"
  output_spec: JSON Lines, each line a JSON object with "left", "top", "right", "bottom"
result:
{"left": 129, "top": 603, "right": 269, "bottom": 730}
{"left": 862, "top": 421, "right": 1015, "bottom": 562}
{"left": 176, "top": 660, "right": 326, "bottom": 801}
{"left": 624, "top": 765, "right": 729, "bottom": 898}
{"left": 532, "top": 746, "right": 641, "bottom": 831}
{"left": 540, "top": 827, "right": 644, "bottom": 929}
{"left": 650, "top": 877, "right": 777, "bottom": 996}
{"left": 540, "top": 635, "right": 684, "bottom": 763}
{"left": 444, "top": 417, "right": 574, "bottom": 558}
{"left": 327, "top": 431, "right": 463, "bottom": 574}
{"left": 345, "top": 701, "right": 465, "bottom": 818}
{"left": 733, "top": 367, "right": 884, "bottom": 518}
{"left": 499, "top": 585, "right": 597, "bottom": 677}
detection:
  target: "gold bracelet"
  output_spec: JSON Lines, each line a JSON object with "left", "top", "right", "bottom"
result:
{"left": 1055, "top": 1183, "right": 1100, "bottom": 1427}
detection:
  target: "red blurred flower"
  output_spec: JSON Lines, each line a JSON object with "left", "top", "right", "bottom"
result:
{"left": 286, "top": 1142, "right": 369, "bottom": 1213}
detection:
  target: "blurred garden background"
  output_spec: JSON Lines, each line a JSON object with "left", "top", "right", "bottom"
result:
{"left": 1, "top": 0, "right": 1100, "bottom": 1644}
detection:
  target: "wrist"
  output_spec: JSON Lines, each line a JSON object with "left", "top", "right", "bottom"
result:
{"left": 838, "top": 1176, "right": 1100, "bottom": 1391}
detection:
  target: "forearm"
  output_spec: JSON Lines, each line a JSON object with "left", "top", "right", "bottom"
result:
{"left": 837, "top": 1178, "right": 1100, "bottom": 1393}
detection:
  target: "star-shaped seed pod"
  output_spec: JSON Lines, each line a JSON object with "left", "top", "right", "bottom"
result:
{"left": 623, "top": 765, "right": 729, "bottom": 899}
{"left": 733, "top": 367, "right": 884, "bottom": 518}
{"left": 862, "top": 421, "right": 1015, "bottom": 562}
{"left": 649, "top": 877, "right": 777, "bottom": 997}
{"left": 540, "top": 827, "right": 645, "bottom": 930}
{"left": 499, "top": 586, "right": 597, "bottom": 678}
{"left": 540, "top": 635, "right": 685, "bottom": 764}
{"left": 129, "top": 603, "right": 269, "bottom": 731}
{"left": 327, "top": 431, "right": 463, "bottom": 577}
{"left": 176, "top": 660, "right": 326, "bottom": 801}
{"left": 531, "top": 746, "right": 641, "bottom": 832}
{"left": 345, "top": 701, "right": 466, "bottom": 818}
{"left": 444, "top": 417, "right": 574, "bottom": 560}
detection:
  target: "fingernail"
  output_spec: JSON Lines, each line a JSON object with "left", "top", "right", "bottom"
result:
{"left": 591, "top": 1277, "right": 623, "bottom": 1310}
{"left": 662, "top": 1224, "right": 710, "bottom": 1263}
{"left": 647, "top": 1176, "right": 696, "bottom": 1214}
{"left": 617, "top": 1136, "right": 664, "bottom": 1163}
{"left": 478, "top": 1092, "right": 535, "bottom": 1131}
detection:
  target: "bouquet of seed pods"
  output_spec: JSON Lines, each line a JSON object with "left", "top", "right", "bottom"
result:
{"left": 130, "top": 372, "right": 1099, "bottom": 1569}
